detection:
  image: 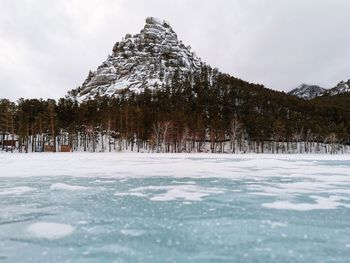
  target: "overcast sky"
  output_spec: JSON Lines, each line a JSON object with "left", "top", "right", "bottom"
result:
{"left": 1, "top": 0, "right": 350, "bottom": 101}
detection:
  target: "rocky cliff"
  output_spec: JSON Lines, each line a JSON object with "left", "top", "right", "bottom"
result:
{"left": 74, "top": 17, "right": 202, "bottom": 100}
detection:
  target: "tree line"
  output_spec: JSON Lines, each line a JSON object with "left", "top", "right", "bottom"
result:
{"left": 1, "top": 66, "right": 349, "bottom": 153}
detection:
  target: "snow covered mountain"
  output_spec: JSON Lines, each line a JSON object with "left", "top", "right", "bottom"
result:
{"left": 73, "top": 17, "right": 202, "bottom": 100}
{"left": 288, "top": 84, "right": 326, "bottom": 100}
{"left": 326, "top": 80, "right": 350, "bottom": 96}
{"left": 73, "top": 16, "right": 349, "bottom": 102}
{"left": 289, "top": 80, "right": 350, "bottom": 100}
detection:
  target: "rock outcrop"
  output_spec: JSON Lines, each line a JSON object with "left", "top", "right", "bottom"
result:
{"left": 288, "top": 84, "right": 326, "bottom": 100}
{"left": 326, "top": 80, "right": 350, "bottom": 96}
{"left": 74, "top": 17, "right": 202, "bottom": 100}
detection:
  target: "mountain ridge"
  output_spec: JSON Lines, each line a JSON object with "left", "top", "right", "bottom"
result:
{"left": 288, "top": 80, "right": 350, "bottom": 100}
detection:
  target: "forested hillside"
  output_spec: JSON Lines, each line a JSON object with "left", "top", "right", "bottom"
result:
{"left": 1, "top": 66, "right": 349, "bottom": 154}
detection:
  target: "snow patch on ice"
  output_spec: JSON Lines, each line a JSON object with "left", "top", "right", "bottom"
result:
{"left": 0, "top": 186, "right": 35, "bottom": 195}
{"left": 262, "top": 195, "right": 350, "bottom": 211}
{"left": 120, "top": 229, "right": 146, "bottom": 237}
{"left": 26, "top": 222, "right": 75, "bottom": 239}
{"left": 133, "top": 185, "right": 224, "bottom": 201}
{"left": 114, "top": 184, "right": 223, "bottom": 201}
{"left": 114, "top": 192, "right": 147, "bottom": 197}
{"left": 93, "top": 179, "right": 116, "bottom": 183}
{"left": 50, "top": 183, "right": 90, "bottom": 191}
{"left": 261, "top": 220, "right": 287, "bottom": 228}
{"left": 248, "top": 182, "right": 336, "bottom": 197}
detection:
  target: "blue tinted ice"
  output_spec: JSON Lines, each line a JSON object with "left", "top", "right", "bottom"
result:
{"left": 0, "top": 154, "right": 350, "bottom": 262}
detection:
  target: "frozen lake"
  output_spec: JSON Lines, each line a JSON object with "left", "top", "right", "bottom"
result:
{"left": 0, "top": 153, "right": 350, "bottom": 262}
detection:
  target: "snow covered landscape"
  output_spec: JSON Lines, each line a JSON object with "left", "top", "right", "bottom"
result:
{"left": 1, "top": 1, "right": 350, "bottom": 262}
{"left": 1, "top": 153, "right": 350, "bottom": 262}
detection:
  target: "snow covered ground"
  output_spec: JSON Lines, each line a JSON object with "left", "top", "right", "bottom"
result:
{"left": 1, "top": 152, "right": 350, "bottom": 178}
{"left": 0, "top": 153, "right": 350, "bottom": 262}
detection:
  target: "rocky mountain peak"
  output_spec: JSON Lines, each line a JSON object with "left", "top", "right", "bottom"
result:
{"left": 75, "top": 17, "right": 202, "bottom": 101}
{"left": 327, "top": 79, "right": 350, "bottom": 96}
{"left": 288, "top": 84, "right": 326, "bottom": 100}
{"left": 288, "top": 79, "right": 350, "bottom": 100}
{"left": 144, "top": 17, "right": 172, "bottom": 35}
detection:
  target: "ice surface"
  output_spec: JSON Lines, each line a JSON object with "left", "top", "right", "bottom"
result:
{"left": 262, "top": 195, "right": 350, "bottom": 211}
{"left": 0, "top": 153, "right": 350, "bottom": 262}
{"left": 0, "top": 186, "right": 35, "bottom": 195}
{"left": 120, "top": 229, "right": 146, "bottom": 237}
{"left": 26, "top": 222, "right": 75, "bottom": 239}
{"left": 50, "top": 183, "right": 90, "bottom": 191}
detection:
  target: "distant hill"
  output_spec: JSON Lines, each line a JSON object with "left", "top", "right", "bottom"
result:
{"left": 288, "top": 84, "right": 326, "bottom": 100}
{"left": 288, "top": 80, "right": 350, "bottom": 100}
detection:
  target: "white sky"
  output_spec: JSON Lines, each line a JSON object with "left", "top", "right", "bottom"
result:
{"left": 1, "top": 0, "right": 350, "bottom": 101}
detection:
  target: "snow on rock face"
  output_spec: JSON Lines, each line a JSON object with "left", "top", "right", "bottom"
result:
{"left": 326, "top": 79, "right": 350, "bottom": 96}
{"left": 75, "top": 17, "right": 202, "bottom": 101}
{"left": 288, "top": 84, "right": 326, "bottom": 100}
